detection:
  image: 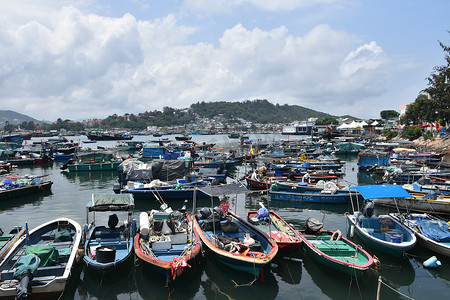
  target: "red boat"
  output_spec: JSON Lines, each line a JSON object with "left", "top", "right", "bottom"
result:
{"left": 247, "top": 208, "right": 302, "bottom": 254}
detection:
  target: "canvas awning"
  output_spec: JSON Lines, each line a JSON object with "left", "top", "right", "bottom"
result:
{"left": 349, "top": 185, "right": 412, "bottom": 200}
{"left": 87, "top": 193, "right": 135, "bottom": 211}
{"left": 198, "top": 183, "right": 249, "bottom": 197}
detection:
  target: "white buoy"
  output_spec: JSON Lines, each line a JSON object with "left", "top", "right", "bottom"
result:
{"left": 139, "top": 212, "right": 150, "bottom": 238}
{"left": 350, "top": 224, "right": 355, "bottom": 238}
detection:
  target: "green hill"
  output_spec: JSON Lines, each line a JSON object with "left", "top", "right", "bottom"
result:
{"left": 0, "top": 110, "right": 38, "bottom": 127}
{"left": 190, "top": 99, "right": 332, "bottom": 124}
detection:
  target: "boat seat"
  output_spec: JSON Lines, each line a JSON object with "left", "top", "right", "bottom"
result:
{"left": 314, "top": 241, "right": 355, "bottom": 256}
{"left": 1, "top": 264, "right": 66, "bottom": 281}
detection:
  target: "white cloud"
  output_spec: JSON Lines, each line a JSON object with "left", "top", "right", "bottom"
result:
{"left": 0, "top": 2, "right": 392, "bottom": 121}
{"left": 182, "top": 0, "right": 344, "bottom": 14}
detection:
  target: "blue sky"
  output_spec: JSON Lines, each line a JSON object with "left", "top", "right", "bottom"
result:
{"left": 1, "top": 0, "right": 449, "bottom": 122}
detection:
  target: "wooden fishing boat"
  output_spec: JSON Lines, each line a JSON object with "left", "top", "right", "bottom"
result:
{"left": 0, "top": 226, "right": 25, "bottom": 263}
{"left": 346, "top": 185, "right": 417, "bottom": 257}
{"left": 83, "top": 194, "right": 137, "bottom": 273}
{"left": 0, "top": 176, "right": 53, "bottom": 201}
{"left": 297, "top": 229, "right": 373, "bottom": 276}
{"left": 247, "top": 207, "right": 302, "bottom": 254}
{"left": 134, "top": 204, "right": 201, "bottom": 284}
{"left": 62, "top": 152, "right": 123, "bottom": 172}
{"left": 390, "top": 212, "right": 450, "bottom": 257}
{"left": 270, "top": 181, "right": 352, "bottom": 204}
{"left": 0, "top": 218, "right": 82, "bottom": 299}
{"left": 193, "top": 206, "right": 278, "bottom": 277}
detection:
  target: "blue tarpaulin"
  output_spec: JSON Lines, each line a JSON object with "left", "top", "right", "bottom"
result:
{"left": 349, "top": 184, "right": 412, "bottom": 199}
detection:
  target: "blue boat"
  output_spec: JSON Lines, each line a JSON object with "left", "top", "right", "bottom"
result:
{"left": 346, "top": 185, "right": 417, "bottom": 257}
{"left": 193, "top": 208, "right": 278, "bottom": 277}
{"left": 83, "top": 194, "right": 137, "bottom": 273}
{"left": 269, "top": 181, "right": 352, "bottom": 204}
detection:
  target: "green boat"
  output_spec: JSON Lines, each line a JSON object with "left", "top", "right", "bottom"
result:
{"left": 64, "top": 152, "right": 122, "bottom": 172}
{"left": 298, "top": 228, "right": 374, "bottom": 277}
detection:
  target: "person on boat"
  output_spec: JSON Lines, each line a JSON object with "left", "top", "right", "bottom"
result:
{"left": 302, "top": 172, "right": 311, "bottom": 183}
{"left": 108, "top": 214, "right": 119, "bottom": 230}
{"left": 363, "top": 201, "right": 374, "bottom": 218}
{"left": 288, "top": 169, "right": 296, "bottom": 181}
{"left": 250, "top": 170, "right": 258, "bottom": 181}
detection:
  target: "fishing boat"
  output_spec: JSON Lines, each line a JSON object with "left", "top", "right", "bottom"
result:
{"left": 193, "top": 204, "right": 278, "bottom": 277}
{"left": 0, "top": 226, "right": 25, "bottom": 263}
{"left": 0, "top": 176, "right": 53, "bottom": 201}
{"left": 297, "top": 217, "right": 373, "bottom": 276}
{"left": 0, "top": 218, "right": 82, "bottom": 299}
{"left": 83, "top": 194, "right": 137, "bottom": 273}
{"left": 134, "top": 200, "right": 201, "bottom": 284}
{"left": 61, "top": 152, "right": 123, "bottom": 172}
{"left": 247, "top": 205, "right": 302, "bottom": 254}
{"left": 86, "top": 131, "right": 133, "bottom": 141}
{"left": 390, "top": 212, "right": 450, "bottom": 257}
{"left": 269, "top": 181, "right": 353, "bottom": 204}
{"left": 346, "top": 185, "right": 417, "bottom": 257}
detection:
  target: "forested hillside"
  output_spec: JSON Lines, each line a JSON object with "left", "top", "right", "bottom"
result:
{"left": 190, "top": 99, "right": 332, "bottom": 124}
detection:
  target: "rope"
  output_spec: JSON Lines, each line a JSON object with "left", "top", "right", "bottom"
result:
{"left": 378, "top": 277, "right": 415, "bottom": 300}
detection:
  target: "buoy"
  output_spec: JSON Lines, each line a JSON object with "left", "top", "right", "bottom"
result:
{"left": 350, "top": 224, "right": 355, "bottom": 238}
{"left": 423, "top": 256, "right": 441, "bottom": 268}
{"left": 139, "top": 212, "right": 150, "bottom": 238}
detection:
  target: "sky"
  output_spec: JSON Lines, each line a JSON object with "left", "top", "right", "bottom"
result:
{"left": 1, "top": 0, "right": 449, "bottom": 122}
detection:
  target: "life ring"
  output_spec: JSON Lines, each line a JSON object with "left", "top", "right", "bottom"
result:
{"left": 330, "top": 230, "right": 342, "bottom": 241}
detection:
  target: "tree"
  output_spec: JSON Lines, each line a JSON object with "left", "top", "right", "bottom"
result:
{"left": 422, "top": 31, "right": 450, "bottom": 125}
{"left": 401, "top": 94, "right": 436, "bottom": 125}
{"left": 380, "top": 110, "right": 400, "bottom": 120}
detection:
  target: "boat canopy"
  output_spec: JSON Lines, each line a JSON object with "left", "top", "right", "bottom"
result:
{"left": 87, "top": 194, "right": 134, "bottom": 211}
{"left": 350, "top": 184, "right": 412, "bottom": 200}
{"left": 198, "top": 183, "right": 249, "bottom": 197}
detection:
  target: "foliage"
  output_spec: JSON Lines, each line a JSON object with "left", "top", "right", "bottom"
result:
{"left": 400, "top": 94, "right": 437, "bottom": 125}
{"left": 422, "top": 31, "right": 450, "bottom": 126}
{"left": 190, "top": 99, "right": 332, "bottom": 124}
{"left": 401, "top": 126, "right": 423, "bottom": 141}
{"left": 382, "top": 129, "right": 398, "bottom": 140}
{"left": 315, "top": 117, "right": 339, "bottom": 125}
{"left": 380, "top": 110, "right": 400, "bottom": 120}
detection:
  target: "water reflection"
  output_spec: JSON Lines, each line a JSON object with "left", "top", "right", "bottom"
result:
{"left": 201, "top": 253, "right": 279, "bottom": 300}
{"left": 270, "top": 256, "right": 303, "bottom": 285}
{"left": 0, "top": 190, "right": 52, "bottom": 211}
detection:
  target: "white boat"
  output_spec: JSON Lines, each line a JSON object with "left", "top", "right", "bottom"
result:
{"left": 346, "top": 185, "right": 417, "bottom": 257}
{"left": 0, "top": 218, "right": 82, "bottom": 299}
{"left": 390, "top": 212, "right": 450, "bottom": 257}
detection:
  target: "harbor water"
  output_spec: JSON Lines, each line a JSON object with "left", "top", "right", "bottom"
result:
{"left": 1, "top": 134, "right": 449, "bottom": 299}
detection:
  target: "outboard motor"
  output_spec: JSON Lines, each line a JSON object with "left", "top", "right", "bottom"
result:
{"left": 14, "top": 254, "right": 40, "bottom": 300}
{"left": 304, "top": 217, "right": 324, "bottom": 235}
{"left": 363, "top": 201, "right": 374, "bottom": 218}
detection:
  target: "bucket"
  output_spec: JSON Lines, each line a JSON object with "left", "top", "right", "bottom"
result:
{"left": 96, "top": 246, "right": 116, "bottom": 263}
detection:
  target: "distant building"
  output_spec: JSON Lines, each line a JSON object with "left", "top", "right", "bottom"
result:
{"left": 399, "top": 103, "right": 410, "bottom": 116}
{"left": 282, "top": 121, "right": 313, "bottom": 135}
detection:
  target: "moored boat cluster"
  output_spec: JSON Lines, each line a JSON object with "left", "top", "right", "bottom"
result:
{"left": 1, "top": 133, "right": 450, "bottom": 298}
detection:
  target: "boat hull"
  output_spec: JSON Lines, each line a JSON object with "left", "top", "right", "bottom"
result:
{"left": 298, "top": 230, "right": 373, "bottom": 277}
{"left": 346, "top": 213, "right": 416, "bottom": 257}
{"left": 134, "top": 214, "right": 202, "bottom": 281}
{"left": 0, "top": 218, "right": 82, "bottom": 299}
{"left": 0, "top": 181, "right": 52, "bottom": 201}
{"left": 193, "top": 210, "right": 278, "bottom": 277}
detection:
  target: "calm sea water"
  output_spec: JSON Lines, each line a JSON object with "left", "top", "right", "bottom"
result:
{"left": 1, "top": 134, "right": 449, "bottom": 300}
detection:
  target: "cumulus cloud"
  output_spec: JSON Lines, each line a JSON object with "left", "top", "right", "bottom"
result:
{"left": 0, "top": 2, "right": 391, "bottom": 121}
